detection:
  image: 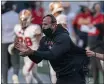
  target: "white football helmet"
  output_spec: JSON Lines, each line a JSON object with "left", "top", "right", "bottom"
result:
{"left": 49, "top": 2, "right": 64, "bottom": 15}
{"left": 19, "top": 9, "right": 32, "bottom": 28}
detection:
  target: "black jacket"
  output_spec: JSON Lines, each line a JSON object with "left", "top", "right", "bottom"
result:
{"left": 28, "top": 24, "right": 88, "bottom": 79}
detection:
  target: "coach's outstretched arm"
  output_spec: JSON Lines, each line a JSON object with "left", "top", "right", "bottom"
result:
{"left": 30, "top": 34, "right": 70, "bottom": 60}
{"left": 15, "top": 34, "right": 71, "bottom": 61}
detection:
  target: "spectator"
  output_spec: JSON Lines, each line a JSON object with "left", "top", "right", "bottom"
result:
{"left": 87, "top": 3, "right": 104, "bottom": 84}
{"left": 1, "top": 3, "right": 20, "bottom": 84}
{"left": 31, "top": 1, "right": 44, "bottom": 25}
{"left": 73, "top": 5, "right": 92, "bottom": 48}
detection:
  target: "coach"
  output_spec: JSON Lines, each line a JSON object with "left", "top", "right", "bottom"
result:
{"left": 15, "top": 14, "right": 88, "bottom": 84}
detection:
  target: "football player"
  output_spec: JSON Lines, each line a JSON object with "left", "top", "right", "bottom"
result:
{"left": 49, "top": 2, "right": 67, "bottom": 29}
{"left": 8, "top": 9, "right": 43, "bottom": 84}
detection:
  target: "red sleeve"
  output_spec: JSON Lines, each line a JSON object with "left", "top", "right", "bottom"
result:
{"left": 73, "top": 14, "right": 80, "bottom": 25}
{"left": 72, "top": 14, "right": 82, "bottom": 29}
{"left": 92, "top": 13, "right": 104, "bottom": 24}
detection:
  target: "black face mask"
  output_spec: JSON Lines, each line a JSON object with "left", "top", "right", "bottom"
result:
{"left": 43, "top": 28, "right": 53, "bottom": 38}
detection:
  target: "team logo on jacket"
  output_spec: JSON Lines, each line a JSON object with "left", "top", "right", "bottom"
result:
{"left": 45, "top": 41, "right": 54, "bottom": 49}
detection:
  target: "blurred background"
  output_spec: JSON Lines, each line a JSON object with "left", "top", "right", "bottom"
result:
{"left": 1, "top": 0, "right": 104, "bottom": 84}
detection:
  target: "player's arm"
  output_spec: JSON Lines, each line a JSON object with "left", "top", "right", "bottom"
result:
{"left": 8, "top": 35, "right": 18, "bottom": 55}
{"left": 8, "top": 24, "right": 19, "bottom": 55}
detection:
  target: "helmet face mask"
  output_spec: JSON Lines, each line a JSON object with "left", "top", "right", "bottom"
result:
{"left": 19, "top": 9, "right": 32, "bottom": 28}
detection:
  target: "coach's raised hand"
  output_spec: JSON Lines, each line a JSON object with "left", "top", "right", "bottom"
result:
{"left": 14, "top": 41, "right": 34, "bottom": 56}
